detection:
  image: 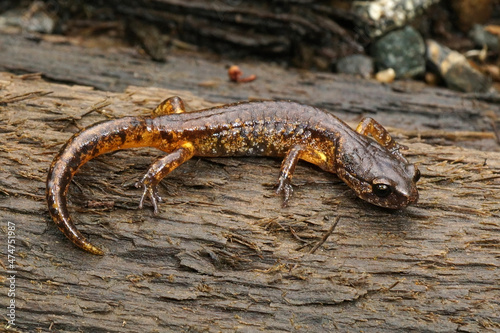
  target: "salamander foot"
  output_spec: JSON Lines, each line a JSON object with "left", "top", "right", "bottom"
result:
{"left": 136, "top": 181, "right": 163, "bottom": 214}
{"left": 135, "top": 142, "right": 195, "bottom": 214}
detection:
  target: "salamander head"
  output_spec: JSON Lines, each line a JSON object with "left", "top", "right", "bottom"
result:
{"left": 335, "top": 137, "right": 420, "bottom": 209}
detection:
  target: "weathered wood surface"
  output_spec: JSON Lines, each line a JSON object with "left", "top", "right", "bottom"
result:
{"left": 0, "top": 65, "right": 499, "bottom": 332}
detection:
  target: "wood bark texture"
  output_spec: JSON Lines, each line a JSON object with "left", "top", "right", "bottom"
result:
{"left": 0, "top": 34, "right": 499, "bottom": 333}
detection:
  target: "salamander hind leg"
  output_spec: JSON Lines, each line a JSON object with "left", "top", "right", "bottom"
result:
{"left": 153, "top": 96, "right": 187, "bottom": 116}
{"left": 356, "top": 117, "right": 408, "bottom": 161}
{"left": 136, "top": 142, "right": 195, "bottom": 213}
{"left": 276, "top": 145, "right": 307, "bottom": 207}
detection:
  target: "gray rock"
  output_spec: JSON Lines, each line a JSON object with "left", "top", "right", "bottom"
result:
{"left": 336, "top": 55, "right": 374, "bottom": 78}
{"left": 469, "top": 24, "right": 499, "bottom": 51}
{"left": 426, "top": 40, "right": 491, "bottom": 93}
{"left": 371, "top": 26, "right": 426, "bottom": 79}
{"left": 23, "top": 10, "right": 56, "bottom": 34}
{"left": 0, "top": 7, "right": 56, "bottom": 34}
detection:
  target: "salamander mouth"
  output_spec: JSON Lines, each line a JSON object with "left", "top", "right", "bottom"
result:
{"left": 406, "top": 188, "right": 419, "bottom": 206}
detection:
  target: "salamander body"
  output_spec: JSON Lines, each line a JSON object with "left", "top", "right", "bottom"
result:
{"left": 46, "top": 97, "right": 420, "bottom": 255}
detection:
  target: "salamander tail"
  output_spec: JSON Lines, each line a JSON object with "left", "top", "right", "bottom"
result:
{"left": 46, "top": 161, "right": 104, "bottom": 255}
{"left": 46, "top": 171, "right": 105, "bottom": 255}
{"left": 46, "top": 117, "right": 157, "bottom": 255}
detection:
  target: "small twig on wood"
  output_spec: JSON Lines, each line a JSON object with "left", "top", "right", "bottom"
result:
{"left": 17, "top": 72, "right": 43, "bottom": 80}
{"left": 389, "top": 128, "right": 497, "bottom": 142}
{"left": 295, "top": 240, "right": 315, "bottom": 252}
{"left": 0, "top": 90, "right": 52, "bottom": 105}
{"left": 224, "top": 232, "right": 262, "bottom": 255}
{"left": 78, "top": 99, "right": 112, "bottom": 119}
{"left": 289, "top": 226, "right": 307, "bottom": 243}
{"left": 386, "top": 278, "right": 405, "bottom": 291}
{"left": 308, "top": 216, "right": 340, "bottom": 254}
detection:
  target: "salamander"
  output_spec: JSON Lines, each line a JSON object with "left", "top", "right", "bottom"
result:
{"left": 46, "top": 96, "right": 420, "bottom": 255}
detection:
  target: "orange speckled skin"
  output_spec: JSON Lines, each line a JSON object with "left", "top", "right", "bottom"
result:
{"left": 46, "top": 99, "right": 419, "bottom": 255}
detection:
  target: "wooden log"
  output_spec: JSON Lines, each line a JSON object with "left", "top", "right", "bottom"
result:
{"left": 0, "top": 71, "right": 498, "bottom": 332}
{"left": 52, "top": 0, "right": 365, "bottom": 68}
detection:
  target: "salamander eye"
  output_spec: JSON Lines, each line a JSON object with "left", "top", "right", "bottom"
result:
{"left": 413, "top": 169, "right": 421, "bottom": 183}
{"left": 373, "top": 183, "right": 392, "bottom": 197}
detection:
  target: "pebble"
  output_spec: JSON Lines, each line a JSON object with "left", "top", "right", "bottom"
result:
{"left": 353, "top": 0, "right": 440, "bottom": 37}
{"left": 426, "top": 40, "right": 491, "bottom": 93}
{"left": 336, "top": 55, "right": 374, "bottom": 78}
{"left": 375, "top": 68, "right": 396, "bottom": 83}
{"left": 371, "top": 26, "right": 426, "bottom": 79}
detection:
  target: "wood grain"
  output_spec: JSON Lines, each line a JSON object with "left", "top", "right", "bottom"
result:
{"left": 0, "top": 71, "right": 498, "bottom": 332}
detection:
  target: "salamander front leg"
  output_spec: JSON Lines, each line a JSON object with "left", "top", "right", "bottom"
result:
{"left": 276, "top": 145, "right": 306, "bottom": 207}
{"left": 136, "top": 142, "right": 195, "bottom": 214}
{"left": 356, "top": 117, "right": 408, "bottom": 161}
{"left": 153, "top": 96, "right": 186, "bottom": 116}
